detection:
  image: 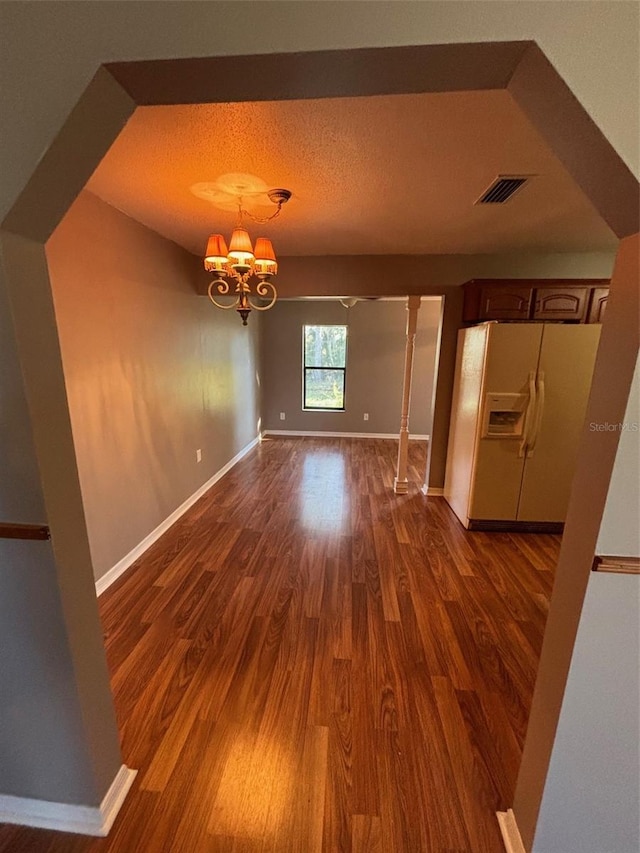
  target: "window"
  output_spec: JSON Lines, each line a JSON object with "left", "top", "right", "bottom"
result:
{"left": 303, "top": 325, "right": 347, "bottom": 410}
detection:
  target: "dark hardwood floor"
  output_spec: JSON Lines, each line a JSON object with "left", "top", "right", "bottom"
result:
{"left": 0, "top": 438, "right": 559, "bottom": 852}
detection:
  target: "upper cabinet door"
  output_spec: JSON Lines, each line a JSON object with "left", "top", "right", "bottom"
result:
{"left": 533, "top": 287, "right": 588, "bottom": 322}
{"left": 478, "top": 286, "right": 533, "bottom": 320}
{"left": 462, "top": 279, "right": 609, "bottom": 324}
{"left": 587, "top": 286, "right": 609, "bottom": 323}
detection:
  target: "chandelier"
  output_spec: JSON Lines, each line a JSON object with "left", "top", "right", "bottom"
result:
{"left": 203, "top": 188, "right": 291, "bottom": 325}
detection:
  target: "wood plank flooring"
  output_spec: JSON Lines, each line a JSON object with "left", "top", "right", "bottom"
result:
{"left": 0, "top": 438, "right": 559, "bottom": 852}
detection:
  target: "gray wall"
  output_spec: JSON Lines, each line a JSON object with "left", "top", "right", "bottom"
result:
{"left": 261, "top": 298, "right": 441, "bottom": 436}
{"left": 46, "top": 191, "right": 261, "bottom": 581}
{"left": 532, "top": 574, "right": 640, "bottom": 853}
{"left": 0, "top": 270, "right": 46, "bottom": 522}
{"left": 596, "top": 353, "right": 640, "bottom": 558}
{"left": 532, "top": 355, "right": 640, "bottom": 853}
{"left": 0, "top": 230, "right": 122, "bottom": 806}
{"left": 0, "top": 540, "right": 119, "bottom": 804}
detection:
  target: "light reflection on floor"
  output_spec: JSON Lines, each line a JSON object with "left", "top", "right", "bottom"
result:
{"left": 299, "top": 451, "right": 349, "bottom": 533}
{"left": 207, "top": 730, "right": 294, "bottom": 840}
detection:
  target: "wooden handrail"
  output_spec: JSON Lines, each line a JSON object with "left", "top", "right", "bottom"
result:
{"left": 592, "top": 555, "right": 640, "bottom": 575}
{"left": 0, "top": 521, "right": 51, "bottom": 541}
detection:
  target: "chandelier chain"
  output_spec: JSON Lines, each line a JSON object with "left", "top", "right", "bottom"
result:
{"left": 237, "top": 201, "right": 284, "bottom": 225}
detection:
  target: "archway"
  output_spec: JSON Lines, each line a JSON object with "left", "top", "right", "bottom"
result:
{"left": 2, "top": 42, "right": 637, "bottom": 848}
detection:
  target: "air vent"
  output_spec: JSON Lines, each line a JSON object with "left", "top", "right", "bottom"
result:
{"left": 476, "top": 176, "right": 529, "bottom": 205}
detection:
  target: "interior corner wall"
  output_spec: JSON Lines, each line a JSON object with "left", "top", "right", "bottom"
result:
{"left": 1, "top": 254, "right": 121, "bottom": 805}
{"left": 595, "top": 352, "right": 640, "bottom": 558}
{"left": 45, "top": 190, "right": 261, "bottom": 582}
{"left": 0, "top": 255, "right": 46, "bottom": 522}
{"left": 531, "top": 354, "right": 640, "bottom": 853}
{"left": 260, "top": 298, "right": 441, "bottom": 436}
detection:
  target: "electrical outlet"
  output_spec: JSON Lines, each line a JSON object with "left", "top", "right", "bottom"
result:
{"left": 280, "top": 412, "right": 286, "bottom": 421}
{"left": 196, "top": 449, "right": 202, "bottom": 463}
{"left": 363, "top": 413, "right": 369, "bottom": 421}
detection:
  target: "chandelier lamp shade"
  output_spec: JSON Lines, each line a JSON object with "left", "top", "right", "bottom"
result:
{"left": 204, "top": 188, "right": 290, "bottom": 325}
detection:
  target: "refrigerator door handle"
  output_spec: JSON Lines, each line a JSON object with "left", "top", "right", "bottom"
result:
{"left": 519, "top": 371, "right": 537, "bottom": 458}
{"left": 527, "top": 370, "right": 546, "bottom": 457}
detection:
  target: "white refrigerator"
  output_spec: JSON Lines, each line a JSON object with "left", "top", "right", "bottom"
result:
{"left": 444, "top": 322, "right": 601, "bottom": 530}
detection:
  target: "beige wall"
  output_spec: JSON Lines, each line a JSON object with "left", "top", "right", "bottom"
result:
{"left": 46, "top": 191, "right": 261, "bottom": 581}
{"left": 261, "top": 253, "right": 617, "bottom": 299}
{"left": 261, "top": 298, "right": 441, "bottom": 435}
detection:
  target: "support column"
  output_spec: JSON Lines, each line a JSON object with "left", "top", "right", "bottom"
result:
{"left": 394, "top": 295, "right": 421, "bottom": 494}
{"left": 420, "top": 288, "right": 463, "bottom": 495}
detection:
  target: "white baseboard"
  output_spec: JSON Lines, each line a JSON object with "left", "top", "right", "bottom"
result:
{"left": 95, "top": 436, "right": 261, "bottom": 596}
{"left": 421, "top": 486, "right": 444, "bottom": 496}
{"left": 497, "top": 809, "right": 527, "bottom": 853}
{"left": 263, "top": 430, "right": 430, "bottom": 440}
{"left": 0, "top": 764, "right": 137, "bottom": 837}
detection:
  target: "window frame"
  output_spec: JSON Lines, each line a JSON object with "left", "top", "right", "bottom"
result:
{"left": 302, "top": 324, "right": 348, "bottom": 412}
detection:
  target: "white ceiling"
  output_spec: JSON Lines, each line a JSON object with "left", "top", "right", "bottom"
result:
{"left": 87, "top": 90, "right": 617, "bottom": 257}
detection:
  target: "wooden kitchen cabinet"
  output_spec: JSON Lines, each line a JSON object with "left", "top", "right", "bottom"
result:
{"left": 462, "top": 282, "right": 534, "bottom": 322}
{"left": 477, "top": 285, "right": 533, "bottom": 320}
{"left": 463, "top": 279, "right": 609, "bottom": 324}
{"left": 533, "top": 286, "right": 589, "bottom": 321}
{"left": 587, "top": 287, "right": 609, "bottom": 324}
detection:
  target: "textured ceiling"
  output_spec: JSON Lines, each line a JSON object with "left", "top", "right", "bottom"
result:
{"left": 87, "top": 91, "right": 617, "bottom": 257}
